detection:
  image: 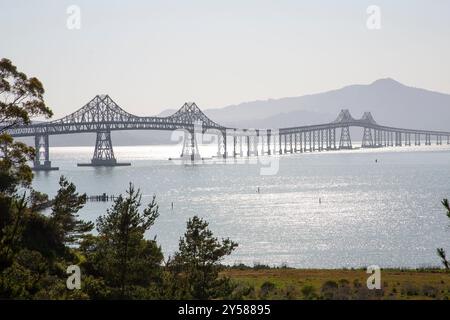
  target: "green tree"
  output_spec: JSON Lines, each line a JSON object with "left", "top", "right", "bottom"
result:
{"left": 1, "top": 57, "right": 53, "bottom": 270}
{"left": 0, "top": 58, "right": 84, "bottom": 299}
{"left": 82, "top": 184, "right": 163, "bottom": 299}
{"left": 0, "top": 58, "right": 52, "bottom": 131}
{"left": 167, "top": 216, "right": 238, "bottom": 300}
{"left": 0, "top": 57, "right": 53, "bottom": 191}
{"left": 437, "top": 199, "right": 450, "bottom": 270}
{"left": 50, "top": 176, "right": 93, "bottom": 246}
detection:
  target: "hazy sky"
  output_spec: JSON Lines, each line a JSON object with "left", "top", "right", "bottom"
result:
{"left": 1, "top": 0, "right": 450, "bottom": 118}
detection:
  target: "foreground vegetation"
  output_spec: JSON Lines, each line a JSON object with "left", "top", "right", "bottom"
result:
{"left": 223, "top": 268, "right": 450, "bottom": 300}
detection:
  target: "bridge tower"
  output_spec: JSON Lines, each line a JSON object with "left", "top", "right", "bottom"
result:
{"left": 33, "top": 134, "right": 59, "bottom": 171}
{"left": 181, "top": 130, "right": 201, "bottom": 161}
{"left": 78, "top": 129, "right": 130, "bottom": 167}
{"left": 361, "top": 127, "right": 374, "bottom": 148}
{"left": 339, "top": 127, "right": 352, "bottom": 150}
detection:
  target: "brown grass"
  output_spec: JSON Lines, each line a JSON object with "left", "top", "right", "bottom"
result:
{"left": 221, "top": 268, "right": 450, "bottom": 300}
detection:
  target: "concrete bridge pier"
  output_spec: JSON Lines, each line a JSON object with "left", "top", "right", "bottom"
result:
{"left": 259, "top": 130, "right": 264, "bottom": 155}
{"left": 259, "top": 133, "right": 264, "bottom": 155}
{"left": 319, "top": 130, "right": 324, "bottom": 151}
{"left": 33, "top": 134, "right": 59, "bottom": 171}
{"left": 313, "top": 130, "right": 319, "bottom": 151}
{"left": 405, "top": 133, "right": 412, "bottom": 146}
{"left": 376, "top": 130, "right": 384, "bottom": 147}
{"left": 246, "top": 133, "right": 256, "bottom": 157}
{"left": 222, "top": 132, "right": 228, "bottom": 158}
{"left": 415, "top": 133, "right": 421, "bottom": 146}
{"left": 78, "top": 129, "right": 130, "bottom": 167}
{"left": 300, "top": 133, "right": 304, "bottom": 152}
{"left": 278, "top": 135, "right": 282, "bottom": 154}
{"left": 284, "top": 134, "right": 289, "bottom": 153}
{"left": 272, "top": 134, "right": 276, "bottom": 155}
{"left": 289, "top": 134, "right": 294, "bottom": 153}
{"left": 325, "top": 129, "right": 331, "bottom": 150}
{"left": 251, "top": 133, "right": 258, "bottom": 156}
{"left": 287, "top": 134, "right": 291, "bottom": 153}
{"left": 267, "top": 130, "right": 272, "bottom": 155}
{"left": 232, "top": 134, "right": 237, "bottom": 158}
{"left": 239, "top": 135, "right": 244, "bottom": 157}
{"left": 362, "top": 127, "right": 374, "bottom": 148}
{"left": 395, "top": 132, "right": 402, "bottom": 147}
{"left": 425, "top": 134, "right": 431, "bottom": 146}
{"left": 216, "top": 133, "right": 224, "bottom": 158}
{"left": 386, "top": 131, "right": 392, "bottom": 147}
{"left": 374, "top": 129, "right": 380, "bottom": 147}
{"left": 436, "top": 135, "right": 442, "bottom": 145}
{"left": 307, "top": 131, "right": 312, "bottom": 152}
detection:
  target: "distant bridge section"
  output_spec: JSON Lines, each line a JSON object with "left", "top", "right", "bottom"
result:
{"left": 4, "top": 95, "right": 450, "bottom": 170}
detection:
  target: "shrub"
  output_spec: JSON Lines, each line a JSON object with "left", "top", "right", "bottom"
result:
{"left": 230, "top": 283, "right": 255, "bottom": 300}
{"left": 422, "top": 284, "right": 439, "bottom": 298}
{"left": 301, "top": 285, "right": 317, "bottom": 300}
{"left": 321, "top": 281, "right": 339, "bottom": 300}
{"left": 259, "top": 281, "right": 276, "bottom": 298}
{"left": 401, "top": 282, "right": 420, "bottom": 296}
{"left": 283, "top": 285, "right": 298, "bottom": 300}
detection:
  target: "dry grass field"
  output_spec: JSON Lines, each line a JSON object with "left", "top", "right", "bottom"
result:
{"left": 222, "top": 268, "right": 450, "bottom": 300}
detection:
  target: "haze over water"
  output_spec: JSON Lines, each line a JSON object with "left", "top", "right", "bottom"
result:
{"left": 32, "top": 144, "right": 450, "bottom": 269}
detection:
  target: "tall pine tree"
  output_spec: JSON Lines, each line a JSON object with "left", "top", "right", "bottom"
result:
{"left": 88, "top": 184, "right": 163, "bottom": 299}
{"left": 50, "top": 176, "right": 93, "bottom": 246}
{"left": 168, "top": 216, "right": 238, "bottom": 299}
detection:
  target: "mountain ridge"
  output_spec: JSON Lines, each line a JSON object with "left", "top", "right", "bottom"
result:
{"left": 199, "top": 78, "right": 450, "bottom": 131}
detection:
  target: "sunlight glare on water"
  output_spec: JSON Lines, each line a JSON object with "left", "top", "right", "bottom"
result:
{"left": 32, "top": 144, "right": 450, "bottom": 268}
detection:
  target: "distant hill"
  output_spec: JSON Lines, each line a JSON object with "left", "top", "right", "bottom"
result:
{"left": 22, "top": 78, "right": 450, "bottom": 146}
{"left": 202, "top": 78, "right": 450, "bottom": 131}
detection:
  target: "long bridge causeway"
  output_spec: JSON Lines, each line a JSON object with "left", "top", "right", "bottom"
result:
{"left": 5, "top": 95, "right": 450, "bottom": 170}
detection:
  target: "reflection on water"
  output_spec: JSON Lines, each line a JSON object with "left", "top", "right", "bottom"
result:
{"left": 32, "top": 144, "right": 450, "bottom": 268}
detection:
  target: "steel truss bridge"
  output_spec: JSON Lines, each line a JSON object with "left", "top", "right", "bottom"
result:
{"left": 4, "top": 95, "right": 450, "bottom": 170}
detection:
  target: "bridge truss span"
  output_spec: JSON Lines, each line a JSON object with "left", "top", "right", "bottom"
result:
{"left": 3, "top": 96, "right": 450, "bottom": 170}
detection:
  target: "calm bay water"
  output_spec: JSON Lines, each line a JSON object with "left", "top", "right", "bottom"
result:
{"left": 32, "top": 144, "right": 450, "bottom": 268}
